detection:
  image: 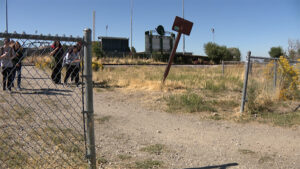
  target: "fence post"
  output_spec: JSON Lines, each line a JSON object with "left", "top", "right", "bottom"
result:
{"left": 84, "top": 28, "right": 96, "bottom": 169}
{"left": 274, "top": 61, "right": 277, "bottom": 88}
{"left": 222, "top": 60, "right": 224, "bottom": 75}
{"left": 240, "top": 51, "right": 251, "bottom": 113}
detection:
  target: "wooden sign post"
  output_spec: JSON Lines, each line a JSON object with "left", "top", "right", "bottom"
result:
{"left": 162, "top": 16, "right": 193, "bottom": 83}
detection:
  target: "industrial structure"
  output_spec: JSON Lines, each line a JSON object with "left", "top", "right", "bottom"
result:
{"left": 98, "top": 36, "right": 130, "bottom": 57}
{"left": 145, "top": 25, "right": 175, "bottom": 54}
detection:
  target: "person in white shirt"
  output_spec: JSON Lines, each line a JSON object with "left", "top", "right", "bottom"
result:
{"left": 0, "top": 38, "right": 16, "bottom": 91}
{"left": 63, "top": 45, "right": 80, "bottom": 86}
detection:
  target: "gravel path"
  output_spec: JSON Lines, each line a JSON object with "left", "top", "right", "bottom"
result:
{"left": 94, "top": 89, "right": 300, "bottom": 169}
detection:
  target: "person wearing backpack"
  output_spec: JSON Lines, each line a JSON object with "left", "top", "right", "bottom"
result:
{"left": 63, "top": 46, "right": 80, "bottom": 86}
{"left": 50, "top": 40, "right": 64, "bottom": 84}
{"left": 0, "top": 38, "right": 16, "bottom": 91}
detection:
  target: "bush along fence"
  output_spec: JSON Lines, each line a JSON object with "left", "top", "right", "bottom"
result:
{"left": 0, "top": 29, "right": 96, "bottom": 168}
{"left": 238, "top": 51, "right": 300, "bottom": 116}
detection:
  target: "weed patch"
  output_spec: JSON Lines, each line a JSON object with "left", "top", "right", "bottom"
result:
{"left": 238, "top": 149, "right": 256, "bottom": 155}
{"left": 118, "top": 154, "right": 132, "bottom": 161}
{"left": 134, "top": 159, "right": 163, "bottom": 169}
{"left": 166, "top": 93, "right": 216, "bottom": 113}
{"left": 140, "top": 144, "right": 166, "bottom": 155}
{"left": 96, "top": 116, "right": 112, "bottom": 124}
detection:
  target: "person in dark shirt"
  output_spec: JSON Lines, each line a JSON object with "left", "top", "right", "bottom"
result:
{"left": 12, "top": 41, "right": 24, "bottom": 90}
{"left": 50, "top": 40, "right": 64, "bottom": 84}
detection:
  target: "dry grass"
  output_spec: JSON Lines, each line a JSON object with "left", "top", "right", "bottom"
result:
{"left": 93, "top": 65, "right": 244, "bottom": 92}
{"left": 100, "top": 57, "right": 165, "bottom": 65}
{"left": 93, "top": 63, "right": 300, "bottom": 127}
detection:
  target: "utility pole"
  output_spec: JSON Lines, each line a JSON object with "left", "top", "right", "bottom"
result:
{"left": 93, "top": 11, "right": 95, "bottom": 41}
{"left": 211, "top": 28, "right": 215, "bottom": 43}
{"left": 5, "top": 0, "right": 8, "bottom": 32}
{"left": 106, "top": 25, "right": 108, "bottom": 36}
{"left": 182, "top": 0, "right": 185, "bottom": 55}
{"left": 130, "top": 0, "right": 133, "bottom": 51}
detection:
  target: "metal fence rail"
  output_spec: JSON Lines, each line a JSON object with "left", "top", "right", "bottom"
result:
{"left": 0, "top": 30, "right": 96, "bottom": 168}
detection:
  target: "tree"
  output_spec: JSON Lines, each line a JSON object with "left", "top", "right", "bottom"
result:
{"left": 218, "top": 46, "right": 232, "bottom": 61}
{"left": 228, "top": 48, "right": 241, "bottom": 61}
{"left": 269, "top": 47, "right": 283, "bottom": 58}
{"left": 204, "top": 42, "right": 222, "bottom": 64}
{"left": 288, "top": 39, "right": 300, "bottom": 59}
{"left": 204, "top": 42, "right": 240, "bottom": 63}
{"left": 288, "top": 49, "right": 297, "bottom": 60}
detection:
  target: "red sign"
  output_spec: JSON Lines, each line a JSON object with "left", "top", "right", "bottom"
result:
{"left": 172, "top": 16, "right": 193, "bottom": 36}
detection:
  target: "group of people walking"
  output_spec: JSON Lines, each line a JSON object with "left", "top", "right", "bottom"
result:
{"left": 0, "top": 38, "right": 82, "bottom": 92}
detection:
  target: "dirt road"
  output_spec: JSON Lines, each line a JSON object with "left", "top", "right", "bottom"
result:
{"left": 94, "top": 89, "right": 300, "bottom": 169}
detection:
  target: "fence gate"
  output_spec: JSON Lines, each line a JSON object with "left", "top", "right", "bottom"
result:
{"left": 0, "top": 29, "right": 96, "bottom": 168}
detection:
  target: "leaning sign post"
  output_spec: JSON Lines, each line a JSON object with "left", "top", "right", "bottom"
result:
{"left": 162, "top": 16, "right": 193, "bottom": 83}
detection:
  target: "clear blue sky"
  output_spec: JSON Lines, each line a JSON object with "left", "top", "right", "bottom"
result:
{"left": 0, "top": 0, "right": 299, "bottom": 60}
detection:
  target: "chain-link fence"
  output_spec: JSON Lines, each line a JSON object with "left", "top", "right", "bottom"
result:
{"left": 0, "top": 31, "right": 96, "bottom": 168}
{"left": 239, "top": 52, "right": 300, "bottom": 126}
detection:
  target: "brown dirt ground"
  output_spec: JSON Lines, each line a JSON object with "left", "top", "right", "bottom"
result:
{"left": 94, "top": 89, "right": 300, "bottom": 169}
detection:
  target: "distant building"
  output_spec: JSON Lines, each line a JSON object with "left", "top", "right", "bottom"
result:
{"left": 98, "top": 36, "right": 130, "bottom": 57}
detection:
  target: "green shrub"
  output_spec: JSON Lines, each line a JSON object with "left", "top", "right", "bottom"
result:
{"left": 166, "top": 93, "right": 216, "bottom": 113}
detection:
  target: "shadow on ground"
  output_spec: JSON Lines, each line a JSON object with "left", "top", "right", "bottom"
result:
{"left": 16, "top": 88, "right": 73, "bottom": 96}
{"left": 93, "top": 81, "right": 121, "bottom": 89}
{"left": 184, "top": 163, "right": 238, "bottom": 169}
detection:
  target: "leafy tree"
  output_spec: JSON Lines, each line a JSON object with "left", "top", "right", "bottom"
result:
{"left": 218, "top": 46, "right": 232, "bottom": 61}
{"left": 269, "top": 46, "right": 283, "bottom": 58}
{"left": 228, "top": 48, "right": 241, "bottom": 61}
{"left": 204, "top": 42, "right": 222, "bottom": 64}
{"left": 92, "top": 41, "right": 104, "bottom": 59}
{"left": 204, "top": 42, "right": 240, "bottom": 63}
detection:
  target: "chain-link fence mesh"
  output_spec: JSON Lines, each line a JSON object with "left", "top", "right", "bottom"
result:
{"left": 239, "top": 56, "right": 300, "bottom": 126}
{"left": 0, "top": 33, "right": 88, "bottom": 168}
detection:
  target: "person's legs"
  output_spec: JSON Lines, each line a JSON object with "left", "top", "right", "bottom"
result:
{"left": 7, "top": 68, "right": 13, "bottom": 91}
{"left": 70, "top": 65, "right": 76, "bottom": 83}
{"left": 2, "top": 68, "right": 7, "bottom": 90}
{"left": 64, "top": 64, "right": 73, "bottom": 84}
{"left": 17, "top": 65, "right": 22, "bottom": 89}
{"left": 56, "top": 63, "right": 62, "bottom": 83}
{"left": 51, "top": 62, "right": 62, "bottom": 84}
{"left": 51, "top": 62, "right": 58, "bottom": 82}
{"left": 74, "top": 66, "right": 80, "bottom": 85}
{"left": 11, "top": 66, "right": 17, "bottom": 88}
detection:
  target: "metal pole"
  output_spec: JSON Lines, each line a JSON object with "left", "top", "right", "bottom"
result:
{"left": 93, "top": 11, "right": 95, "bottom": 41}
{"left": 274, "top": 61, "right": 277, "bottom": 88}
{"left": 5, "top": 0, "right": 8, "bottom": 32}
{"left": 162, "top": 32, "right": 182, "bottom": 83}
{"left": 182, "top": 0, "right": 185, "bottom": 55}
{"left": 240, "top": 51, "right": 251, "bottom": 113}
{"left": 222, "top": 60, "right": 224, "bottom": 75}
{"left": 130, "top": 0, "right": 133, "bottom": 51}
{"left": 84, "top": 28, "right": 96, "bottom": 169}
